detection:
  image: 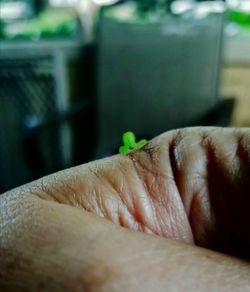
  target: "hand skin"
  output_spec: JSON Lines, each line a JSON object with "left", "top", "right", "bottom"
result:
{"left": 0, "top": 127, "right": 250, "bottom": 291}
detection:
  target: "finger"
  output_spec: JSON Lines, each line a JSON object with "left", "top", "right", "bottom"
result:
{"left": 1, "top": 192, "right": 250, "bottom": 291}
{"left": 8, "top": 127, "right": 250, "bottom": 257}
{"left": 151, "top": 127, "right": 250, "bottom": 256}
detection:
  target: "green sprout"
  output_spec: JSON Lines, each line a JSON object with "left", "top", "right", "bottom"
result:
{"left": 119, "top": 131, "right": 148, "bottom": 154}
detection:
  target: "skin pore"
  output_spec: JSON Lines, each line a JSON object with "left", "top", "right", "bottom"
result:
{"left": 0, "top": 127, "right": 250, "bottom": 291}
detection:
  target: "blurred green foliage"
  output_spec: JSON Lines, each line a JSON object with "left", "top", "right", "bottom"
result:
{"left": 1, "top": 8, "right": 77, "bottom": 40}
{"left": 229, "top": 9, "right": 250, "bottom": 28}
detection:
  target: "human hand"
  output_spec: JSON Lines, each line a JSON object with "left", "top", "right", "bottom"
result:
{"left": 1, "top": 127, "right": 250, "bottom": 291}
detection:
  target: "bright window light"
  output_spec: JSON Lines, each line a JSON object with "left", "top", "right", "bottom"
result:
{"left": 0, "top": 1, "right": 31, "bottom": 20}
{"left": 91, "top": 0, "right": 118, "bottom": 6}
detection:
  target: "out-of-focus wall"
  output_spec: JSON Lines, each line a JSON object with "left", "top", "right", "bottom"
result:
{"left": 221, "top": 32, "right": 250, "bottom": 127}
{"left": 221, "top": 67, "right": 250, "bottom": 127}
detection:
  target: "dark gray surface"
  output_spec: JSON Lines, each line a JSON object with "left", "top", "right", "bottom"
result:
{"left": 96, "top": 14, "right": 224, "bottom": 154}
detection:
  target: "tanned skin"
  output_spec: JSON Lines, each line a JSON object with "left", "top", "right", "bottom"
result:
{"left": 1, "top": 127, "right": 250, "bottom": 291}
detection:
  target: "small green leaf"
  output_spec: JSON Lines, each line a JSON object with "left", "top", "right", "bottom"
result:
{"left": 119, "top": 131, "right": 148, "bottom": 154}
{"left": 123, "top": 132, "right": 136, "bottom": 148}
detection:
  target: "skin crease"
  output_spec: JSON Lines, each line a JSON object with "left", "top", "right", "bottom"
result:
{"left": 0, "top": 127, "right": 250, "bottom": 291}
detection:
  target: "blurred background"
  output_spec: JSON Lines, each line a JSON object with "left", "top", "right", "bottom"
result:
{"left": 0, "top": 0, "right": 249, "bottom": 192}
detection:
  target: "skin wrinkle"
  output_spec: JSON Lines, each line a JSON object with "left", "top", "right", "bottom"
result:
{"left": 181, "top": 134, "right": 204, "bottom": 211}
{"left": 169, "top": 139, "right": 182, "bottom": 203}
{"left": 168, "top": 129, "right": 184, "bottom": 198}
{"left": 65, "top": 175, "right": 85, "bottom": 207}
{"left": 189, "top": 192, "right": 214, "bottom": 247}
{"left": 167, "top": 137, "right": 193, "bottom": 241}
{"left": 128, "top": 150, "right": 166, "bottom": 236}
{"left": 90, "top": 158, "right": 151, "bottom": 233}
{"left": 167, "top": 133, "right": 196, "bottom": 242}
{"left": 139, "top": 149, "right": 171, "bottom": 205}
{"left": 128, "top": 140, "right": 193, "bottom": 242}
{"left": 169, "top": 132, "right": 198, "bottom": 220}
{"left": 115, "top": 154, "right": 156, "bottom": 233}
{"left": 87, "top": 187, "right": 106, "bottom": 218}
{"left": 187, "top": 174, "right": 213, "bottom": 246}
{"left": 206, "top": 141, "right": 231, "bottom": 252}
{"left": 114, "top": 170, "right": 139, "bottom": 226}
{"left": 125, "top": 155, "right": 155, "bottom": 232}
{"left": 132, "top": 158, "right": 158, "bottom": 233}
{"left": 116, "top": 165, "right": 138, "bottom": 219}
{"left": 169, "top": 130, "right": 216, "bottom": 247}
{"left": 73, "top": 167, "right": 114, "bottom": 219}
{"left": 116, "top": 207, "right": 137, "bottom": 229}
{"left": 92, "top": 165, "right": 127, "bottom": 221}
{"left": 88, "top": 159, "right": 142, "bottom": 230}
{"left": 34, "top": 176, "right": 63, "bottom": 204}
{"left": 101, "top": 168, "right": 131, "bottom": 223}
{"left": 95, "top": 186, "right": 110, "bottom": 220}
